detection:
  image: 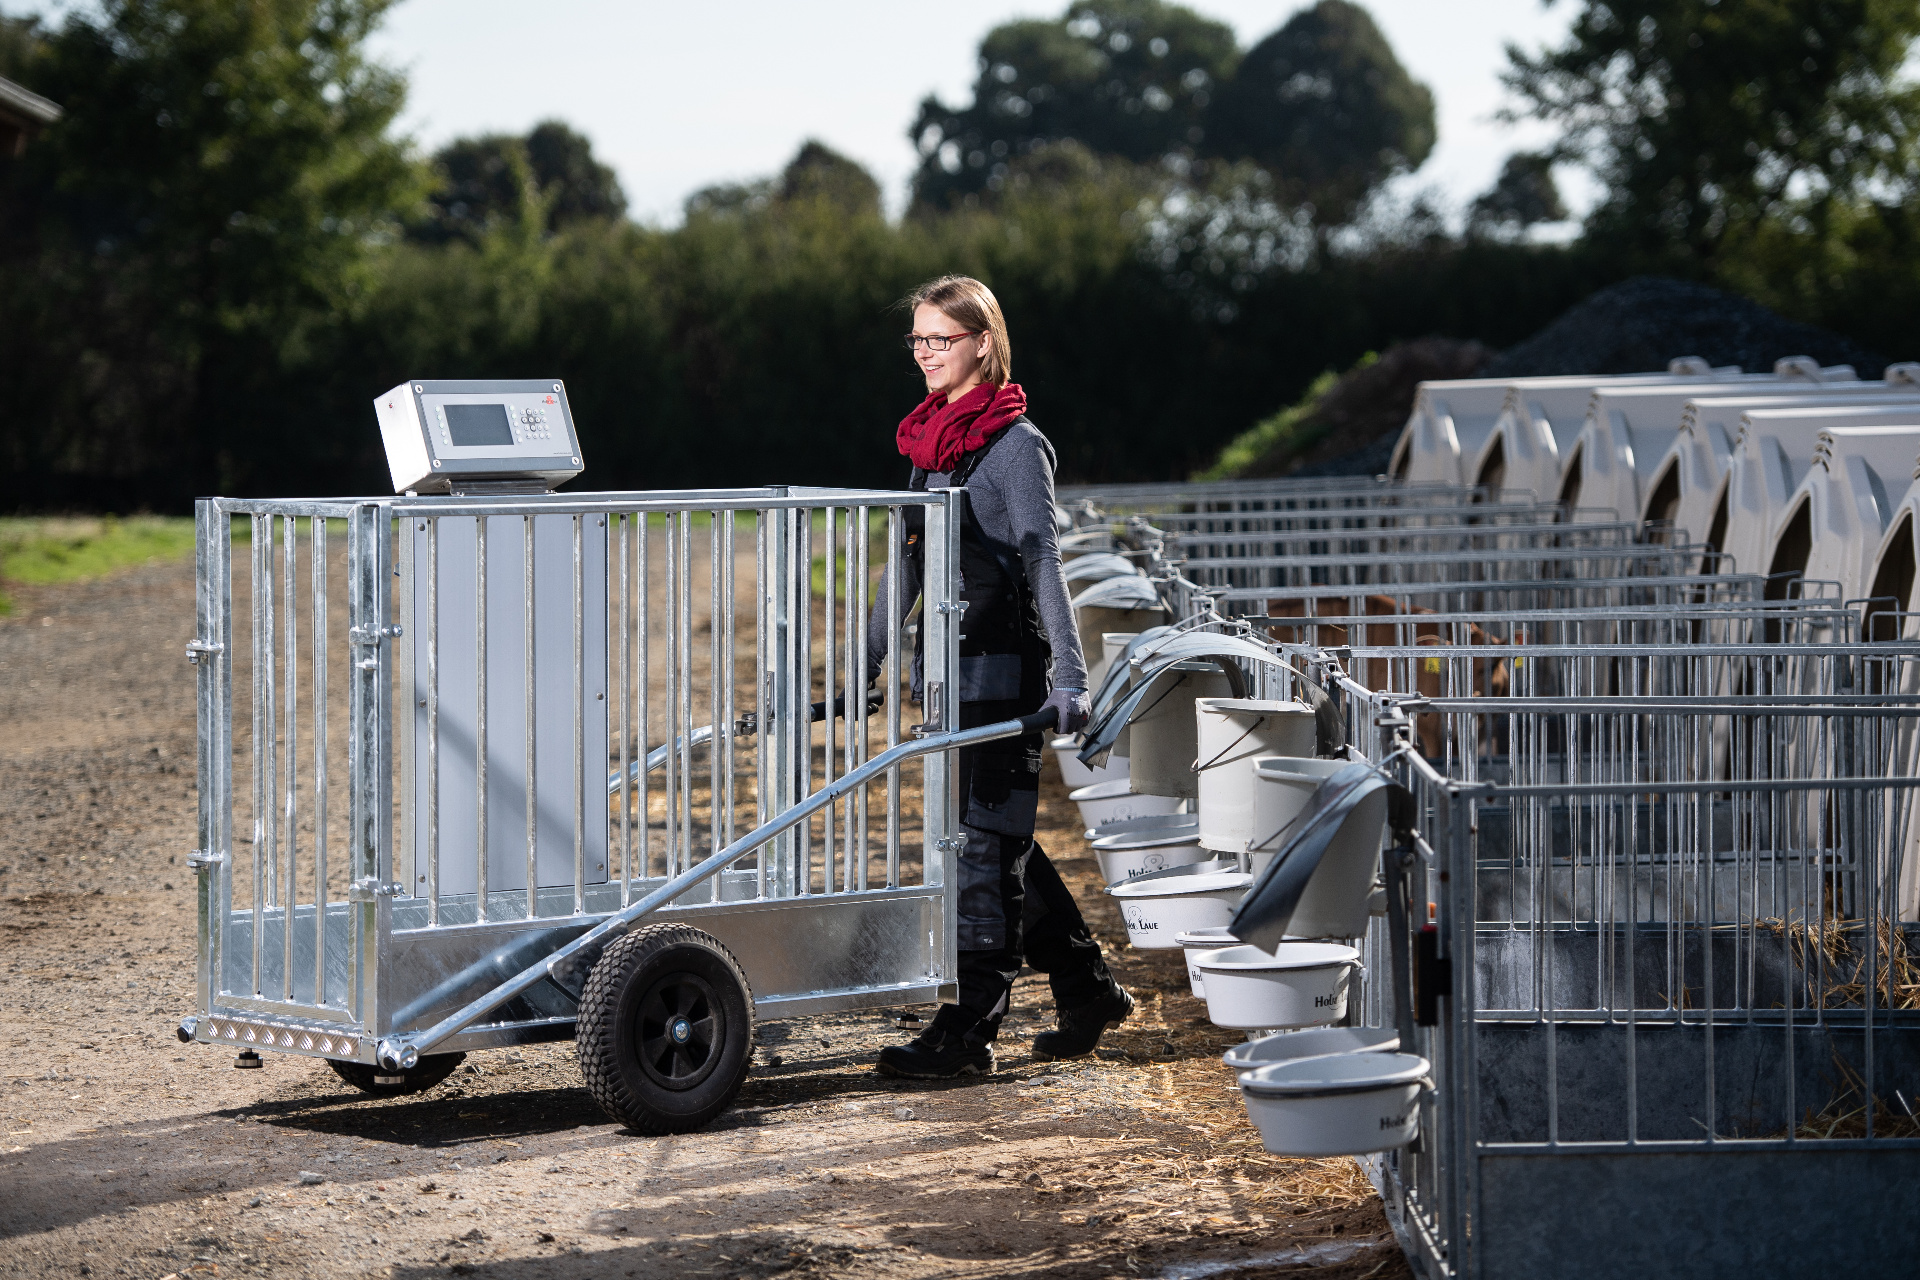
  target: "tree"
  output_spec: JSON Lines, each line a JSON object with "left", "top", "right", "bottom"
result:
{"left": 0, "top": 0, "right": 422, "bottom": 505}
{"left": 1470, "top": 152, "right": 1568, "bottom": 234}
{"left": 778, "top": 140, "right": 882, "bottom": 217}
{"left": 417, "top": 119, "right": 625, "bottom": 243}
{"left": 907, "top": 0, "right": 1238, "bottom": 211}
{"left": 1502, "top": 0, "right": 1920, "bottom": 265}
{"left": 1204, "top": 1, "right": 1435, "bottom": 227}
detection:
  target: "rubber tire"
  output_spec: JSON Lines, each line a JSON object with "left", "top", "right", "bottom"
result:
{"left": 327, "top": 1052, "right": 465, "bottom": 1096}
{"left": 576, "top": 923, "right": 754, "bottom": 1134}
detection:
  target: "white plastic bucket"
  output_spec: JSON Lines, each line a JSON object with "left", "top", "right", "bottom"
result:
{"left": 1248, "top": 758, "right": 1388, "bottom": 937}
{"left": 1085, "top": 811, "right": 1194, "bottom": 844}
{"left": 1128, "top": 663, "right": 1237, "bottom": 800}
{"left": 1195, "top": 942, "right": 1361, "bottom": 1030}
{"left": 1174, "top": 926, "right": 1239, "bottom": 996}
{"left": 1087, "top": 631, "right": 1137, "bottom": 692}
{"left": 1075, "top": 604, "right": 1167, "bottom": 676}
{"left": 1106, "top": 869, "right": 1251, "bottom": 949}
{"left": 1238, "top": 1051, "right": 1429, "bottom": 1157}
{"left": 1091, "top": 828, "right": 1211, "bottom": 887}
{"left": 1068, "top": 779, "right": 1183, "bottom": 829}
{"left": 1222, "top": 1026, "right": 1401, "bottom": 1078}
{"left": 1052, "top": 735, "right": 1125, "bottom": 791}
{"left": 1194, "top": 700, "right": 1316, "bottom": 853}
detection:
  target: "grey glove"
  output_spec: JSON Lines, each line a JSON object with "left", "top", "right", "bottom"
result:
{"left": 1041, "top": 687, "right": 1091, "bottom": 735}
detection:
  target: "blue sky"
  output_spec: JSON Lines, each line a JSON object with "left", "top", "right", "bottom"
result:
{"left": 13, "top": 0, "right": 1588, "bottom": 224}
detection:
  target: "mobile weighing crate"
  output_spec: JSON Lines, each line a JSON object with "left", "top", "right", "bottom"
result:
{"left": 175, "top": 380, "right": 1055, "bottom": 1132}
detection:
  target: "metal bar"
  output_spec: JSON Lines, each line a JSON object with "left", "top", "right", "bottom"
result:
{"left": 281, "top": 514, "right": 298, "bottom": 998}
{"left": 311, "top": 515, "right": 328, "bottom": 1003}
{"left": 426, "top": 516, "right": 440, "bottom": 927}
{"left": 679, "top": 511, "right": 693, "bottom": 885}
{"left": 573, "top": 513, "right": 586, "bottom": 916}
{"left": 885, "top": 505, "right": 902, "bottom": 888}
{"left": 524, "top": 514, "right": 538, "bottom": 920}
{"left": 798, "top": 507, "right": 813, "bottom": 893}
{"left": 823, "top": 504, "right": 837, "bottom": 894}
{"left": 475, "top": 516, "right": 488, "bottom": 921}
{"left": 637, "top": 514, "right": 650, "bottom": 883}
{"left": 382, "top": 708, "right": 1056, "bottom": 1065}
{"left": 710, "top": 509, "right": 724, "bottom": 904}
{"left": 852, "top": 504, "right": 869, "bottom": 891}
{"left": 616, "top": 512, "right": 630, "bottom": 906}
{"left": 721, "top": 509, "right": 737, "bottom": 852}
{"left": 252, "top": 513, "right": 270, "bottom": 995}
{"left": 755, "top": 509, "right": 769, "bottom": 899}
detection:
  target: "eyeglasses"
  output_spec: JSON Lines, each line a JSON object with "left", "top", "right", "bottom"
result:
{"left": 903, "top": 330, "right": 981, "bottom": 352}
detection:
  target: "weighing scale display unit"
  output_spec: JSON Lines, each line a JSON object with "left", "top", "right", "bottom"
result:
{"left": 374, "top": 378, "right": 583, "bottom": 493}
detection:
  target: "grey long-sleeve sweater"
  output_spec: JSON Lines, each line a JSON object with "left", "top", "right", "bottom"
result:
{"left": 866, "top": 420, "right": 1089, "bottom": 696}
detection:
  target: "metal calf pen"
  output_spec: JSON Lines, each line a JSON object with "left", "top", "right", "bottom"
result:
{"left": 1317, "top": 645, "right": 1920, "bottom": 1276}
{"left": 177, "top": 485, "right": 1054, "bottom": 1131}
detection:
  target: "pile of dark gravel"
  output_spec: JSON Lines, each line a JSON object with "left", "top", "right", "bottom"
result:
{"left": 1291, "top": 275, "right": 1887, "bottom": 477}
{"left": 1481, "top": 275, "right": 1886, "bottom": 378}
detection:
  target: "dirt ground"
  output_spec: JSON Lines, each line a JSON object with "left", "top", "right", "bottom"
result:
{"left": 0, "top": 555, "right": 1409, "bottom": 1280}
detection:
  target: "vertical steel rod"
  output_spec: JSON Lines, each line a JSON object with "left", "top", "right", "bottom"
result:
{"left": 822, "top": 504, "right": 836, "bottom": 893}
{"left": 475, "top": 516, "right": 489, "bottom": 921}
{"left": 425, "top": 517, "right": 440, "bottom": 927}
{"left": 572, "top": 513, "right": 586, "bottom": 916}
{"left": 524, "top": 514, "right": 538, "bottom": 919}
{"left": 721, "top": 510, "right": 737, "bottom": 851}
{"left": 885, "top": 505, "right": 902, "bottom": 888}
{"left": 664, "top": 511, "right": 680, "bottom": 878}
{"left": 311, "top": 515, "right": 328, "bottom": 1003}
{"left": 755, "top": 509, "right": 769, "bottom": 898}
{"left": 616, "top": 513, "right": 631, "bottom": 905}
{"left": 281, "top": 514, "right": 298, "bottom": 998}
{"left": 709, "top": 510, "right": 724, "bottom": 904}
{"left": 677, "top": 511, "right": 694, "bottom": 884}
{"left": 798, "top": 507, "right": 813, "bottom": 893}
{"left": 637, "top": 514, "right": 650, "bottom": 882}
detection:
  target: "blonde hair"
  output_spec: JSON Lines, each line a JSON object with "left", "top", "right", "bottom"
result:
{"left": 906, "top": 275, "right": 1012, "bottom": 385}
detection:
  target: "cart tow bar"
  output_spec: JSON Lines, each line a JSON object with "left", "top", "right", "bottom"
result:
{"left": 376, "top": 707, "right": 1061, "bottom": 1072}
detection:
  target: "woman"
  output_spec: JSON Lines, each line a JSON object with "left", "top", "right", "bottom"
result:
{"left": 868, "top": 274, "right": 1133, "bottom": 1079}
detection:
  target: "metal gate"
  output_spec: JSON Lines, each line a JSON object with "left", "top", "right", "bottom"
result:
{"left": 183, "top": 486, "right": 968, "bottom": 1065}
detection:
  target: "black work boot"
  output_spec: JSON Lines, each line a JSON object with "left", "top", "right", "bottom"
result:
{"left": 876, "top": 1027, "right": 995, "bottom": 1079}
{"left": 1032, "top": 984, "right": 1134, "bottom": 1060}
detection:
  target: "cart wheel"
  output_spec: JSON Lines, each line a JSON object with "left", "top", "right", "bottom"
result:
{"left": 576, "top": 923, "right": 754, "bottom": 1134}
{"left": 327, "top": 1052, "right": 465, "bottom": 1096}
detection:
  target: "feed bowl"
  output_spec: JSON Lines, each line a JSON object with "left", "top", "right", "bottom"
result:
{"left": 1053, "top": 735, "right": 1126, "bottom": 791}
{"left": 1238, "top": 1051, "right": 1429, "bottom": 1157}
{"left": 1105, "top": 869, "right": 1250, "bottom": 949}
{"left": 1195, "top": 942, "right": 1360, "bottom": 1030}
{"left": 1085, "top": 811, "right": 1195, "bottom": 844}
{"left": 1069, "top": 778, "right": 1183, "bottom": 829}
{"left": 1222, "top": 1025, "right": 1401, "bottom": 1077}
{"left": 1174, "top": 926, "right": 1239, "bottom": 996}
{"left": 1091, "top": 828, "right": 1211, "bottom": 887}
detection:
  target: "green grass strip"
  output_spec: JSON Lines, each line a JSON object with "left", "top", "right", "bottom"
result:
{"left": 0, "top": 515, "right": 198, "bottom": 614}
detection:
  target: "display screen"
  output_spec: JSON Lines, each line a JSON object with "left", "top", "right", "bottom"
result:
{"left": 444, "top": 403, "right": 514, "bottom": 447}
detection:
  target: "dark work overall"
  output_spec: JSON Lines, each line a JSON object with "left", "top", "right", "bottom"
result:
{"left": 906, "top": 428, "right": 1117, "bottom": 1044}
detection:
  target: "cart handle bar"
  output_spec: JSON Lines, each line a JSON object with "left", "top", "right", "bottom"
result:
{"left": 376, "top": 707, "right": 1060, "bottom": 1072}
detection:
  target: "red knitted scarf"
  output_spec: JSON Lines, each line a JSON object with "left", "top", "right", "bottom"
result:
{"left": 895, "top": 381, "right": 1028, "bottom": 473}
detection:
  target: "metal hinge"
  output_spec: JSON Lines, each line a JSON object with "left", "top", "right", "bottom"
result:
{"left": 348, "top": 624, "right": 404, "bottom": 645}
{"left": 932, "top": 836, "right": 966, "bottom": 854}
{"left": 185, "top": 639, "right": 224, "bottom": 665}
{"left": 186, "top": 849, "right": 222, "bottom": 871}
{"left": 934, "top": 600, "right": 968, "bottom": 615}
{"left": 348, "top": 878, "right": 406, "bottom": 902}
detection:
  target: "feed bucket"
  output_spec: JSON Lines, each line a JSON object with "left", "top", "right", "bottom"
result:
{"left": 1194, "top": 700, "right": 1316, "bottom": 853}
{"left": 1247, "top": 757, "right": 1348, "bottom": 874}
{"left": 1053, "top": 735, "right": 1125, "bottom": 791}
{"left": 1085, "top": 811, "right": 1195, "bottom": 843}
{"left": 1195, "top": 942, "right": 1361, "bottom": 1030}
{"left": 1237, "top": 1052, "right": 1429, "bottom": 1157}
{"left": 1175, "top": 926, "right": 1239, "bottom": 996}
{"left": 1128, "top": 663, "right": 1238, "bottom": 800}
{"left": 1068, "top": 779, "right": 1183, "bottom": 829}
{"left": 1246, "top": 760, "right": 1389, "bottom": 939}
{"left": 1092, "top": 827, "right": 1211, "bottom": 887}
{"left": 1221, "top": 1026, "right": 1401, "bottom": 1078}
{"left": 1088, "top": 631, "right": 1138, "bottom": 691}
{"left": 1106, "top": 868, "right": 1251, "bottom": 949}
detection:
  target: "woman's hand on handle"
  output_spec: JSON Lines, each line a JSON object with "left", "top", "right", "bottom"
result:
{"left": 1038, "top": 687, "right": 1090, "bottom": 735}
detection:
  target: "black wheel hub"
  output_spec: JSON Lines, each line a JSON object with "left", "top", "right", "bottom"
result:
{"left": 635, "top": 971, "right": 721, "bottom": 1091}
